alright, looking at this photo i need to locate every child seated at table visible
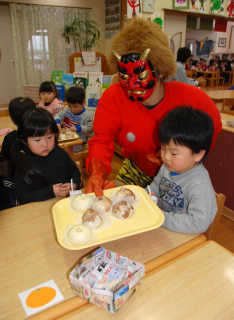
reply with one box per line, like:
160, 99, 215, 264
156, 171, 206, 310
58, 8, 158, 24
38, 81, 63, 117
55, 86, 93, 152
2, 97, 36, 177
147, 107, 217, 234
11, 108, 81, 204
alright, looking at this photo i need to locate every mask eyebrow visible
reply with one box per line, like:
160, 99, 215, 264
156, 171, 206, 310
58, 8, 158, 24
134, 65, 146, 74
118, 65, 127, 74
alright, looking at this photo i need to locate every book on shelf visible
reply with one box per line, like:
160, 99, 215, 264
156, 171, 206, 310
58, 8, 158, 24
88, 72, 103, 88
73, 71, 88, 89
56, 85, 66, 102
86, 86, 101, 108
62, 74, 74, 85
52, 71, 64, 85
102, 75, 112, 89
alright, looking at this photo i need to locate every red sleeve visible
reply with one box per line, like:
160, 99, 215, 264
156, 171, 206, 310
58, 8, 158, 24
86, 84, 122, 173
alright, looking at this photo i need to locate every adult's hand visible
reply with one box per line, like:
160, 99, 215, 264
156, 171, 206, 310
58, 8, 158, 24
146, 149, 163, 166
85, 158, 115, 196
197, 77, 206, 87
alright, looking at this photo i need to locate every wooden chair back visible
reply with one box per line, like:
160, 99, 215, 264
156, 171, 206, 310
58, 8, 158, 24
186, 70, 194, 78
73, 143, 89, 168
0, 108, 9, 117
204, 193, 225, 240
75, 161, 83, 188
206, 70, 219, 87
221, 98, 234, 114
217, 69, 225, 86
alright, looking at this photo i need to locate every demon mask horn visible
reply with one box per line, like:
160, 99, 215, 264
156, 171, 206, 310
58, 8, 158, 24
113, 50, 121, 63
140, 48, 150, 61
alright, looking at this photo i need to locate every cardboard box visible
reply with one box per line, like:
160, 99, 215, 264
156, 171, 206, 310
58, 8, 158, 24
69, 247, 145, 313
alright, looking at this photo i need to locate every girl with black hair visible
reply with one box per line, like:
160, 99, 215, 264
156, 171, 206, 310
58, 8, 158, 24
12, 108, 81, 204
38, 81, 63, 117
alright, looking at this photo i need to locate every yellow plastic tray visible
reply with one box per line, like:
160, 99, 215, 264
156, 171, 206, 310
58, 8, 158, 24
58, 133, 79, 142
52, 185, 165, 250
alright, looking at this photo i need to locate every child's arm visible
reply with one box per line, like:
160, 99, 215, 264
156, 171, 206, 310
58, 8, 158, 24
54, 107, 67, 127
162, 183, 217, 234
146, 165, 164, 198
14, 171, 56, 204
74, 113, 93, 134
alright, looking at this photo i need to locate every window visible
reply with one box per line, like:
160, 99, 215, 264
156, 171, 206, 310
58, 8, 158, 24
28, 30, 49, 70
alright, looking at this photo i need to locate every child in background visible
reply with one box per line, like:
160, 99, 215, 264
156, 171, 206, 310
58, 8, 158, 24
55, 87, 93, 152
2, 97, 35, 176
11, 108, 81, 204
201, 59, 208, 71
208, 59, 217, 71
39, 81, 63, 117
147, 107, 217, 234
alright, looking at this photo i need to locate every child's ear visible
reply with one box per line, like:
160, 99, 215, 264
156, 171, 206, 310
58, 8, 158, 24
195, 150, 206, 162
83, 100, 86, 106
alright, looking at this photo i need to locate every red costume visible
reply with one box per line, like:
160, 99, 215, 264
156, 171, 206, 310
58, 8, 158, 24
85, 19, 221, 196
87, 81, 222, 178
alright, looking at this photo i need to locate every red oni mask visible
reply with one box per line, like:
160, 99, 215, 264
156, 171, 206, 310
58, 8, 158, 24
113, 49, 157, 102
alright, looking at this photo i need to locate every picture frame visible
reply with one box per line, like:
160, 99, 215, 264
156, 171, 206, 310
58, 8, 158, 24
172, 0, 189, 10
218, 38, 226, 47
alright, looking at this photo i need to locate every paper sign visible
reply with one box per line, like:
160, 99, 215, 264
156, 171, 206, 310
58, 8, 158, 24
82, 51, 96, 65
18, 280, 64, 316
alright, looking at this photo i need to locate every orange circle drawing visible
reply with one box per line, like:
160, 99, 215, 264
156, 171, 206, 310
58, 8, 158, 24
26, 286, 56, 308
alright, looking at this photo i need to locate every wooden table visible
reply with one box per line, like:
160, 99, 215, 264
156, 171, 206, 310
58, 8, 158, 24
66, 241, 234, 320
0, 198, 206, 320
204, 89, 234, 103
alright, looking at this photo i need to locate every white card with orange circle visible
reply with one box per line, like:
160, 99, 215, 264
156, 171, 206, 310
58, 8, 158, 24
18, 280, 64, 316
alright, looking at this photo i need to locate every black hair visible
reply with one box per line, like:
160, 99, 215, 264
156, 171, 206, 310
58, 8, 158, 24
8, 97, 35, 125
192, 60, 198, 67
209, 59, 215, 66
176, 47, 192, 63
39, 81, 60, 99
65, 86, 85, 105
11, 108, 59, 188
159, 107, 214, 160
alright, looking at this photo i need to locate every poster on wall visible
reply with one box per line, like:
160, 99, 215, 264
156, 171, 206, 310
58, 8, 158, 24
127, 0, 142, 19
209, 0, 225, 15
105, 0, 121, 38
196, 39, 214, 56
172, 0, 189, 10
190, 0, 206, 12
227, 0, 234, 17
151, 13, 164, 30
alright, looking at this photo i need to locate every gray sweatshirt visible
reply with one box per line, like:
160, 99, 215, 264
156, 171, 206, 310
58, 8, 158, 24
55, 106, 93, 144
148, 163, 217, 234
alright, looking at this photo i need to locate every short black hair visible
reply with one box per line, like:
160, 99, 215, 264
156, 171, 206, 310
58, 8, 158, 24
159, 107, 214, 160
39, 81, 60, 99
176, 47, 191, 63
192, 60, 198, 67
8, 97, 35, 125
18, 108, 59, 142
66, 86, 85, 105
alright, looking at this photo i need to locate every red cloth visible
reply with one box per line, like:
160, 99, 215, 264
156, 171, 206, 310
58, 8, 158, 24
214, 19, 227, 32
87, 82, 222, 177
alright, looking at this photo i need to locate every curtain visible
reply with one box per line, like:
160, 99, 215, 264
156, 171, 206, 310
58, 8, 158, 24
9, 4, 91, 95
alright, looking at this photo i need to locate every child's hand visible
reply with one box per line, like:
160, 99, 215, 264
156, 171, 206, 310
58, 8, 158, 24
61, 182, 77, 194
57, 123, 62, 130
69, 125, 77, 132
53, 183, 69, 197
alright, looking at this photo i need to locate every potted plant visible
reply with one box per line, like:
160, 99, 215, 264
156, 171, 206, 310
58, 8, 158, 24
62, 17, 100, 52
